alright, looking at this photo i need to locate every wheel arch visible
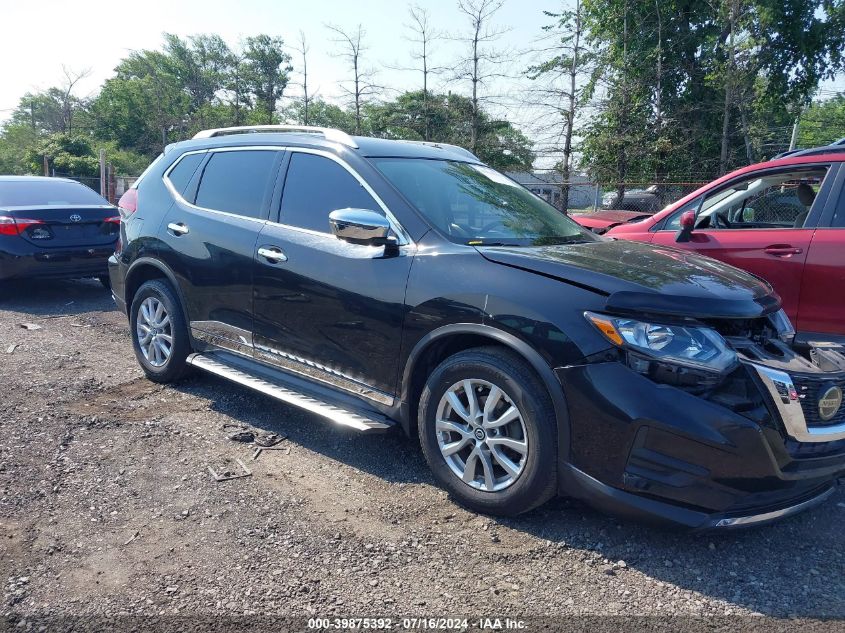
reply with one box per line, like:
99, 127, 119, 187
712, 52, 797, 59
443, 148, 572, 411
400, 323, 571, 463
124, 258, 191, 330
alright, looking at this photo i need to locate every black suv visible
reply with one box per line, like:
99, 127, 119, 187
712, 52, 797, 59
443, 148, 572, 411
110, 125, 845, 529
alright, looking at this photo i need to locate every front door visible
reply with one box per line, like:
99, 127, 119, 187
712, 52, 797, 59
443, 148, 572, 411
252, 150, 414, 401
652, 166, 833, 324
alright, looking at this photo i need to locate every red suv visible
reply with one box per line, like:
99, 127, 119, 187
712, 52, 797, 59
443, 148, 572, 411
605, 146, 845, 345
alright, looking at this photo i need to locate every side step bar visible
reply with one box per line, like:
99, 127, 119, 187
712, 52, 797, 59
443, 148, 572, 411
186, 353, 394, 433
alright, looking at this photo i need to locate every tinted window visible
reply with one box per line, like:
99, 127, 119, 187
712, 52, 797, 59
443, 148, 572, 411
195, 150, 278, 218
167, 152, 204, 194
833, 184, 845, 228
0, 180, 109, 207
280, 153, 380, 232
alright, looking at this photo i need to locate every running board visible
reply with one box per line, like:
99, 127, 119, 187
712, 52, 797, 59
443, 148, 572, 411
186, 353, 394, 433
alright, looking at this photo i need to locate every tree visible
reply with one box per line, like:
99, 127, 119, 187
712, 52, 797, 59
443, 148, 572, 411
368, 90, 534, 170
26, 134, 99, 177
797, 95, 845, 148
92, 50, 189, 153
241, 35, 293, 124
290, 31, 314, 126
9, 68, 91, 136
453, 0, 510, 154
326, 24, 380, 134
526, 3, 595, 210
0, 122, 39, 175
395, 5, 444, 141
161, 33, 235, 128
283, 98, 357, 132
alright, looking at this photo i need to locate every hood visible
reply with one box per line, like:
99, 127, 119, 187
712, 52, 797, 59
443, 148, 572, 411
477, 240, 781, 320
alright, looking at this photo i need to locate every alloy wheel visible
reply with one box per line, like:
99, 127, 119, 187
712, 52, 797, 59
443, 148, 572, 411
435, 379, 529, 492
136, 297, 173, 367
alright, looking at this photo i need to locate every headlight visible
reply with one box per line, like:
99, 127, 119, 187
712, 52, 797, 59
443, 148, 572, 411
585, 312, 738, 374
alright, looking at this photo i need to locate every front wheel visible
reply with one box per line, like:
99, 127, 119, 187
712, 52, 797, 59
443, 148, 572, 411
129, 279, 190, 383
418, 347, 558, 516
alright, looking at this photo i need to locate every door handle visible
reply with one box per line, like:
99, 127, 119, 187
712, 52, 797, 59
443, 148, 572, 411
257, 246, 288, 263
764, 245, 803, 257
167, 222, 189, 236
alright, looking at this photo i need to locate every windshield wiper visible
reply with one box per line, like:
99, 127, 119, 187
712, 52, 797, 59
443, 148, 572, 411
467, 240, 523, 247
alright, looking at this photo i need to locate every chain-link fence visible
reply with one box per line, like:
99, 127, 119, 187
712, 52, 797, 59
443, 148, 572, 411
52, 172, 139, 204
509, 171, 708, 214
589, 182, 707, 214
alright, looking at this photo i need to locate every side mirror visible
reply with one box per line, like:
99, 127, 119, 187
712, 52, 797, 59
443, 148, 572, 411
676, 210, 696, 243
329, 208, 392, 246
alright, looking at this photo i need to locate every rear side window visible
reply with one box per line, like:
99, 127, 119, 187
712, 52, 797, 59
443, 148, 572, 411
280, 153, 380, 232
194, 150, 278, 218
0, 180, 108, 206
166, 153, 204, 194
833, 181, 845, 227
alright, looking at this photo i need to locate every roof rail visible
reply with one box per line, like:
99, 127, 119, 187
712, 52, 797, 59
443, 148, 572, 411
785, 144, 845, 159
192, 125, 358, 148
773, 138, 845, 160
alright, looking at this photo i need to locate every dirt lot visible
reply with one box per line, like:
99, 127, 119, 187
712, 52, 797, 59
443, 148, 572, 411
1, 278, 844, 629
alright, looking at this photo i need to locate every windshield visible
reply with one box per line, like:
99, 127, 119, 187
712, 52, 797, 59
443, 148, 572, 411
0, 180, 110, 207
373, 158, 600, 246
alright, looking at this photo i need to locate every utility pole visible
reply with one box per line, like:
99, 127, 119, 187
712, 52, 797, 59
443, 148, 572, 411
789, 117, 800, 151
99, 149, 107, 197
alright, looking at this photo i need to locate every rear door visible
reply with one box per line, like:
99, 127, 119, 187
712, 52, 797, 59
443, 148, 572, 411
157, 147, 283, 348
651, 166, 834, 324
796, 163, 845, 339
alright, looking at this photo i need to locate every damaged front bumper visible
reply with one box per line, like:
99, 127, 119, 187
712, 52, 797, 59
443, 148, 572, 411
555, 340, 845, 529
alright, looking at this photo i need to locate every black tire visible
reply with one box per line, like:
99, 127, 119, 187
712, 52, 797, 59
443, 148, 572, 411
98, 275, 111, 290
418, 346, 558, 516
129, 279, 191, 383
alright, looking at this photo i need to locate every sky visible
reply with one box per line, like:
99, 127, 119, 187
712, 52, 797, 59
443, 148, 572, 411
0, 0, 551, 125
1, 0, 842, 166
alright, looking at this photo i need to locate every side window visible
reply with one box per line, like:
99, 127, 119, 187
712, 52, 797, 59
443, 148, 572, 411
194, 150, 278, 218
833, 180, 845, 227
664, 168, 828, 230
280, 153, 381, 233
166, 152, 204, 194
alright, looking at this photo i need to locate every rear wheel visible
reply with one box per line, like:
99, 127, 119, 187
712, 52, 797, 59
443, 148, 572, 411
129, 279, 190, 383
418, 347, 558, 516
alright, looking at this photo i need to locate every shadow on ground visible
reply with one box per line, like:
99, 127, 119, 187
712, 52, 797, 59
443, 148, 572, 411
174, 373, 845, 619
0, 278, 114, 317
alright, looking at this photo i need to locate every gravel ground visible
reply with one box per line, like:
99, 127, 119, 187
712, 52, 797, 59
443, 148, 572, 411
0, 278, 844, 631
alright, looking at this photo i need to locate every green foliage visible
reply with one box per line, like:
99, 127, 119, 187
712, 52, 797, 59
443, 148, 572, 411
0, 123, 39, 175
797, 95, 845, 148
580, 0, 845, 183
366, 91, 534, 171
26, 134, 99, 177
241, 35, 293, 124
283, 98, 358, 132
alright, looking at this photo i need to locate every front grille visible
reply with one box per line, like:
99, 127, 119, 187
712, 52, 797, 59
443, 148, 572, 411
792, 374, 845, 428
